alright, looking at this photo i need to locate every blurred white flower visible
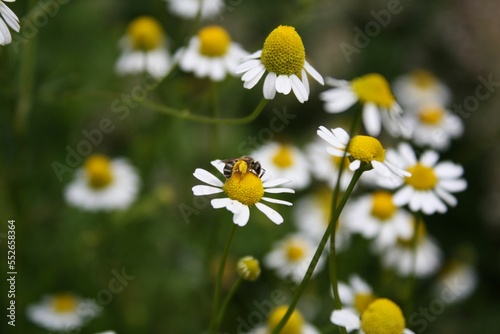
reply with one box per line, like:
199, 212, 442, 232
248, 305, 320, 334
165, 0, 224, 20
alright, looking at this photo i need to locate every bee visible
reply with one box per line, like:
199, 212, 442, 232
222, 156, 265, 179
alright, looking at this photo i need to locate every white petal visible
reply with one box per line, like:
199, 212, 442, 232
325, 77, 350, 87
243, 66, 266, 89
233, 205, 250, 226
290, 74, 308, 103
330, 309, 360, 331
350, 275, 372, 294
338, 282, 354, 305
235, 59, 262, 74
211, 197, 231, 209
420, 150, 440, 167
322, 90, 358, 113
398, 143, 417, 165
435, 186, 458, 206
240, 50, 262, 61
263, 72, 277, 99
332, 127, 351, 144
193, 168, 224, 187
241, 63, 266, 82
372, 160, 392, 177
192, 185, 224, 196
434, 162, 464, 179
276, 75, 292, 94
404, 329, 416, 334
262, 177, 291, 188
304, 60, 324, 85
255, 202, 284, 225
392, 186, 414, 206
301, 69, 310, 95
439, 179, 467, 192
211, 160, 226, 175
349, 159, 361, 171
363, 102, 381, 136
264, 187, 295, 194
261, 197, 293, 206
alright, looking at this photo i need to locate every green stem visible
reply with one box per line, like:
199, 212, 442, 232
211, 81, 221, 157
271, 168, 365, 334
209, 224, 238, 333
213, 277, 243, 332
141, 98, 268, 125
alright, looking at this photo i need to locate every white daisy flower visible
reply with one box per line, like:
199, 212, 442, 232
251, 142, 311, 190
248, 305, 320, 334
27, 293, 101, 332
176, 25, 248, 82
342, 191, 413, 251
264, 233, 326, 284
434, 260, 478, 304
165, 0, 224, 20
293, 187, 351, 251
306, 139, 353, 191
317, 126, 410, 186
337, 275, 377, 317
192, 157, 294, 226
405, 104, 463, 151
115, 16, 172, 80
392, 69, 452, 109
65, 154, 140, 211
0, 0, 20, 46
319, 73, 410, 137
235, 25, 324, 103
381, 220, 442, 277
386, 142, 467, 214
331, 298, 414, 334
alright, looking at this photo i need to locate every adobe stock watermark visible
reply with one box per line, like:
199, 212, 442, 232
340, 0, 411, 64
452, 73, 500, 119
408, 275, 473, 333
12, 0, 71, 54
219, 0, 244, 21
51, 75, 160, 182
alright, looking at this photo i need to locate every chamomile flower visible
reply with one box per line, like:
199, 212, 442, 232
192, 158, 294, 226
306, 139, 353, 191
331, 298, 414, 334
317, 126, 410, 185
115, 16, 171, 80
251, 142, 311, 190
27, 293, 101, 332
264, 233, 326, 283
237, 256, 261, 282
165, 0, 223, 20
381, 220, 442, 277
65, 154, 140, 211
342, 191, 413, 251
386, 142, 467, 214
0, 0, 20, 46
393, 69, 452, 109
337, 275, 377, 318
320, 74, 410, 137
235, 25, 324, 103
248, 305, 320, 334
294, 187, 351, 251
434, 260, 478, 303
176, 25, 248, 81
405, 104, 463, 151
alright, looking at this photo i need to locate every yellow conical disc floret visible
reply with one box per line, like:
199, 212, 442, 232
260, 25, 306, 76
237, 256, 261, 281
360, 298, 406, 334
85, 155, 114, 189
267, 305, 304, 334
354, 293, 377, 315
198, 25, 231, 57
352, 73, 395, 108
419, 106, 444, 125
272, 145, 294, 168
223, 160, 264, 206
52, 294, 78, 313
371, 191, 396, 220
348, 136, 385, 163
128, 16, 164, 51
405, 163, 437, 190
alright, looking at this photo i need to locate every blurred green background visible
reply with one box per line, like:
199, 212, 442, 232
1, 0, 500, 333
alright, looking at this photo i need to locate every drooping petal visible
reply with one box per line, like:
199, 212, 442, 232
211, 197, 232, 209
275, 75, 292, 94
233, 204, 250, 226
263, 72, 277, 99
363, 102, 382, 136
261, 197, 293, 206
243, 65, 266, 89
235, 59, 262, 74
349, 159, 361, 171
304, 60, 324, 85
255, 202, 284, 225
322, 89, 358, 113
290, 74, 308, 103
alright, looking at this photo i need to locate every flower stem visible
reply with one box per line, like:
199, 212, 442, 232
213, 277, 243, 332
270, 168, 364, 334
141, 98, 268, 125
209, 224, 238, 333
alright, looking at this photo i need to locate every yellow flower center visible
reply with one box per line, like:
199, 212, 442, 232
267, 305, 304, 334
260, 25, 306, 76
410, 69, 437, 88
397, 219, 426, 247
237, 256, 261, 281
419, 106, 444, 125
360, 298, 406, 334
352, 73, 395, 108
52, 294, 78, 313
127, 16, 164, 51
355, 293, 377, 315
272, 145, 294, 168
198, 25, 231, 57
223, 161, 264, 206
405, 163, 437, 190
85, 155, 114, 189
348, 136, 385, 163
371, 191, 396, 220
285, 240, 306, 262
